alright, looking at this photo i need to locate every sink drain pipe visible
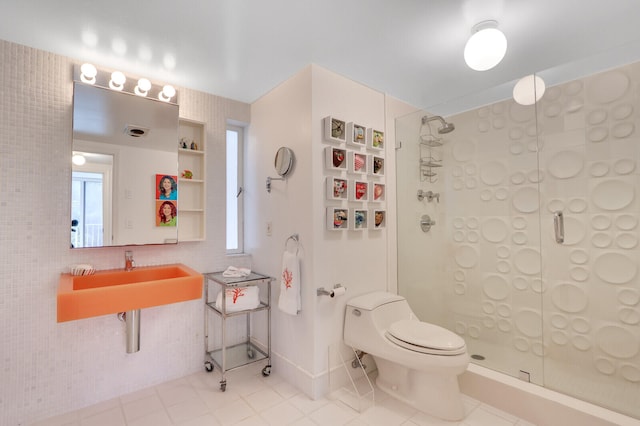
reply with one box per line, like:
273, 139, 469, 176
118, 309, 141, 353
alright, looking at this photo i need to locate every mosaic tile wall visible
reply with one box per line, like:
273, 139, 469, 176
0, 40, 250, 425
398, 62, 640, 419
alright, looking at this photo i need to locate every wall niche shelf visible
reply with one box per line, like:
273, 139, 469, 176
178, 118, 206, 241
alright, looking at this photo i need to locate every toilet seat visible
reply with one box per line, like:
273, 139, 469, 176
385, 320, 466, 355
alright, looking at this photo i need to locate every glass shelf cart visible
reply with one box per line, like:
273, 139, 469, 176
203, 271, 273, 391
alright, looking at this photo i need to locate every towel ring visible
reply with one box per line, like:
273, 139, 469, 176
285, 233, 299, 253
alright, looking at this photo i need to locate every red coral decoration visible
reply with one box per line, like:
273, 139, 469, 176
282, 268, 293, 289
229, 288, 246, 304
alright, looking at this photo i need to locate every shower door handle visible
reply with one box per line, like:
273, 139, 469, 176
554, 211, 564, 244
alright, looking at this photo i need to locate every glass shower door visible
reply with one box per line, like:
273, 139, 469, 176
396, 97, 545, 384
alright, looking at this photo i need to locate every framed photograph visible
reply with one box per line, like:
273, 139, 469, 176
348, 151, 368, 174
371, 209, 386, 229
352, 209, 368, 230
371, 183, 385, 202
346, 122, 368, 147
327, 207, 349, 230
156, 174, 178, 200
350, 180, 369, 202
326, 177, 348, 201
367, 129, 384, 151
323, 116, 346, 143
325, 146, 347, 171
370, 155, 385, 176
156, 200, 177, 227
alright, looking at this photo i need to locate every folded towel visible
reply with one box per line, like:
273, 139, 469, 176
222, 266, 251, 278
278, 250, 301, 315
215, 286, 260, 312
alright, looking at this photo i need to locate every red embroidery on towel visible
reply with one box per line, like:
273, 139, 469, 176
228, 288, 246, 304
282, 268, 293, 289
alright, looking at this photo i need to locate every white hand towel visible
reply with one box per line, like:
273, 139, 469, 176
278, 250, 301, 315
215, 286, 260, 312
222, 266, 251, 278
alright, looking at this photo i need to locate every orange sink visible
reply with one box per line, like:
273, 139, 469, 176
57, 263, 203, 322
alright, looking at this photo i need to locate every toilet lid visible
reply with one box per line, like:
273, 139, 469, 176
386, 320, 466, 354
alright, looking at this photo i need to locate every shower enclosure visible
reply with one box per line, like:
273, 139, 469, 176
396, 62, 640, 419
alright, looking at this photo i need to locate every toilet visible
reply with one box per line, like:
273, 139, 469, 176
344, 291, 469, 421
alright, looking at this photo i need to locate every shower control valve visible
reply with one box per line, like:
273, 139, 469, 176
420, 214, 436, 232
417, 190, 440, 203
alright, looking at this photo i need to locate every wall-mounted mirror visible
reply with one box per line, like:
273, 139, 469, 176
274, 147, 295, 177
72, 82, 179, 248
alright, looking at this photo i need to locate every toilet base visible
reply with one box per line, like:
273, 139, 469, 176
374, 357, 466, 421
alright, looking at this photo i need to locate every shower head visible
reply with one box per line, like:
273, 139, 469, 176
422, 115, 455, 134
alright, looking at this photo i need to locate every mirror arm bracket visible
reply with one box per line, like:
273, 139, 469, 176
266, 176, 285, 193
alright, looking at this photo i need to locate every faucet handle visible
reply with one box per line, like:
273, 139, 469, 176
125, 251, 135, 270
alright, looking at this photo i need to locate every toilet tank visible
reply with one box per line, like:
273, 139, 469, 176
344, 292, 415, 349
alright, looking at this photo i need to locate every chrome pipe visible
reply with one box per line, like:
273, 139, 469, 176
125, 309, 141, 353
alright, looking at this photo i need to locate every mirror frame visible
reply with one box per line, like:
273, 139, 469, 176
274, 147, 295, 177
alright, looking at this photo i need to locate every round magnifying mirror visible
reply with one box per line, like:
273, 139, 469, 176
274, 147, 295, 177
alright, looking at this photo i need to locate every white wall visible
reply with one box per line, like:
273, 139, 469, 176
0, 39, 419, 424
246, 65, 415, 398
246, 65, 317, 393
0, 40, 251, 425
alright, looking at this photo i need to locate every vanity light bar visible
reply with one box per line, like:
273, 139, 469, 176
74, 63, 178, 103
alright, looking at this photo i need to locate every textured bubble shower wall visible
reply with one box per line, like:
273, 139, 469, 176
396, 61, 640, 419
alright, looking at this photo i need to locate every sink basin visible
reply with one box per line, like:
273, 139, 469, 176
57, 263, 203, 322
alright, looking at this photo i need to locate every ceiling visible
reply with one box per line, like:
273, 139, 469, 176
2, 0, 640, 114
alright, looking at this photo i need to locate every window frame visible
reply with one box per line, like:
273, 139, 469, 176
226, 124, 244, 254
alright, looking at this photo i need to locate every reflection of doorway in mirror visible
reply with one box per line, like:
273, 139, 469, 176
71, 154, 113, 248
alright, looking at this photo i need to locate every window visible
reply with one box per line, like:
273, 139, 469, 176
226, 125, 244, 253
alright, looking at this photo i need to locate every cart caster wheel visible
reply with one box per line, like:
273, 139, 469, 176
262, 365, 271, 377
247, 349, 255, 359
204, 361, 213, 372
220, 381, 226, 392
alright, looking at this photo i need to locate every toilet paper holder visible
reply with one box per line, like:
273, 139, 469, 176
317, 284, 346, 298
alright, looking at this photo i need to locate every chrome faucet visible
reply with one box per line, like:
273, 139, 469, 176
125, 251, 135, 271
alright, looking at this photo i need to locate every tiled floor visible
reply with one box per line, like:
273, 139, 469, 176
32, 365, 535, 426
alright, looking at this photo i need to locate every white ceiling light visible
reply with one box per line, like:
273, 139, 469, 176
464, 20, 507, 71
109, 71, 126, 91
72, 153, 86, 166
158, 84, 176, 102
134, 78, 151, 97
513, 74, 546, 105
80, 63, 97, 85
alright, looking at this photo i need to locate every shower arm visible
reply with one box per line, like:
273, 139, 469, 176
422, 116, 446, 126
422, 115, 455, 134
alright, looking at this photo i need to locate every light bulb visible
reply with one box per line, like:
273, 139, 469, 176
109, 71, 126, 91
80, 63, 97, 85
158, 84, 176, 102
134, 78, 151, 96
513, 74, 546, 105
464, 21, 507, 71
